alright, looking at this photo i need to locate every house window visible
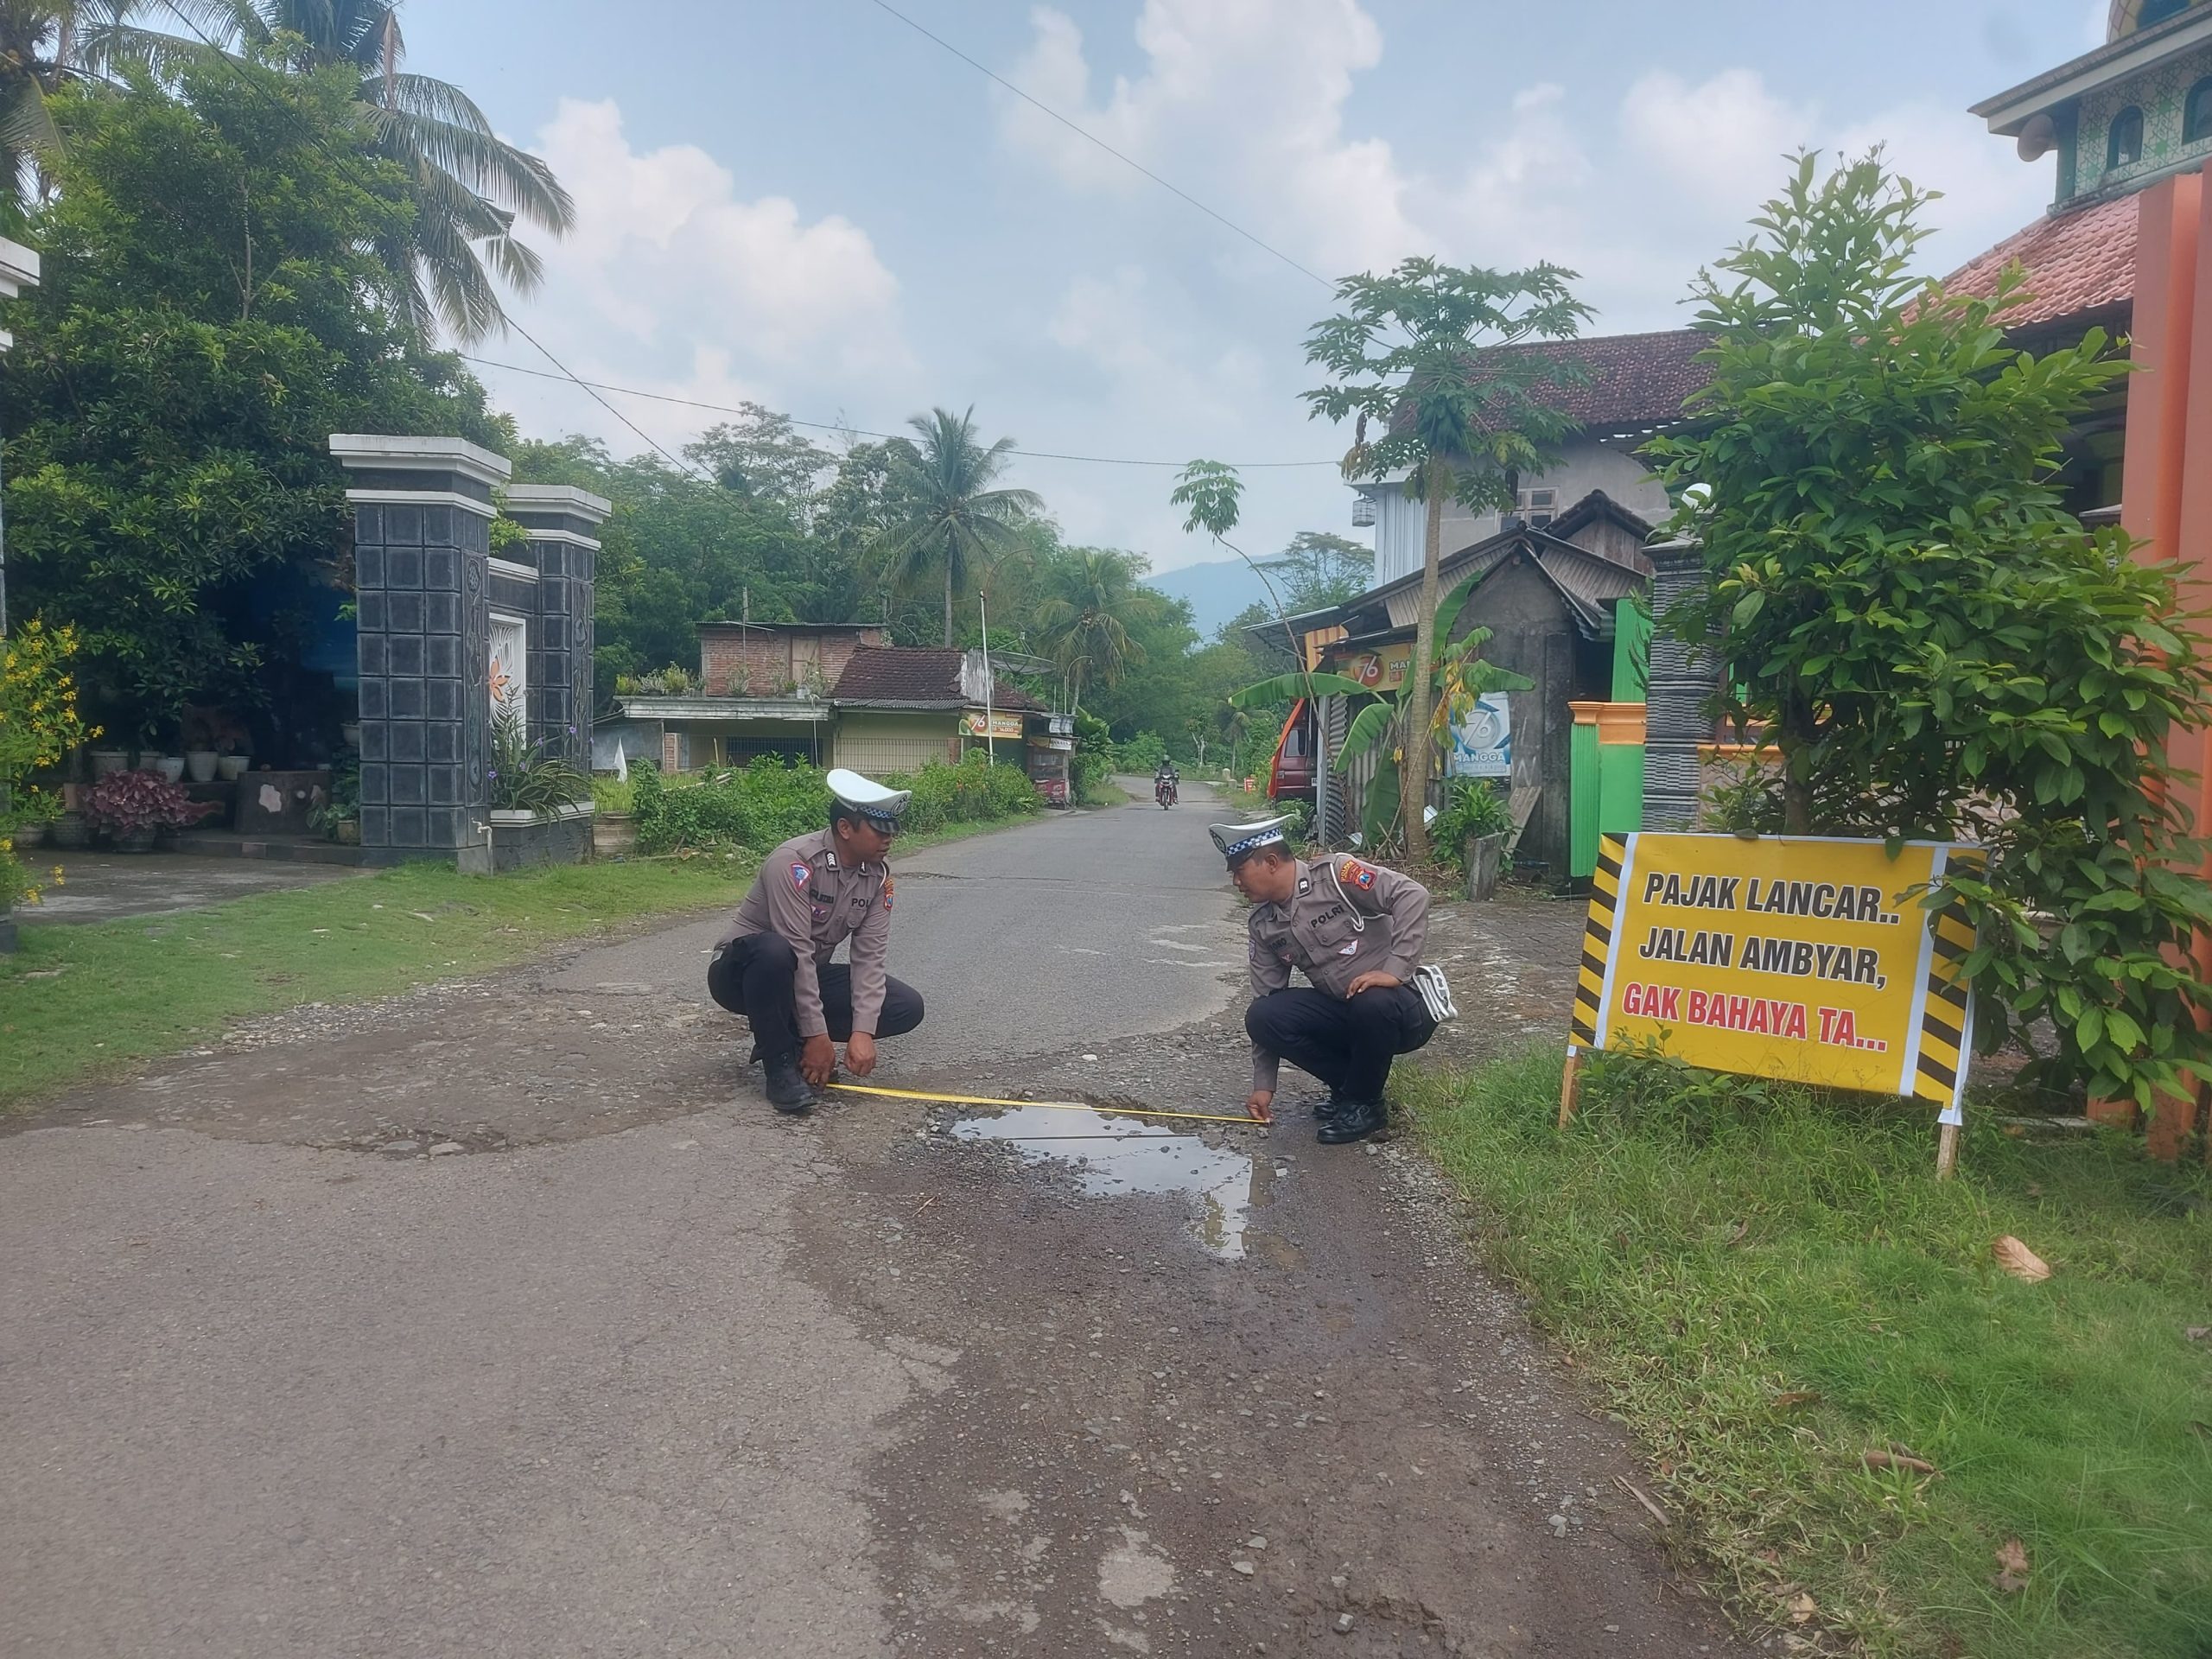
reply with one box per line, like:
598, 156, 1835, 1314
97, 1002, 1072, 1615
2188, 79, 2212, 145
1520, 487, 1559, 528
2109, 105, 2145, 170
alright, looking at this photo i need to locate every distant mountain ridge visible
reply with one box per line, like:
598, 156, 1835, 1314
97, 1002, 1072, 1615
1144, 557, 1276, 639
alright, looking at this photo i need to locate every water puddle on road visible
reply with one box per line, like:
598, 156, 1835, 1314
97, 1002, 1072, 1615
949, 1104, 1254, 1260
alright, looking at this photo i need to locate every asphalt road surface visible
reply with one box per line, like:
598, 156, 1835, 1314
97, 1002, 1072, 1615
3, 785, 1755, 1657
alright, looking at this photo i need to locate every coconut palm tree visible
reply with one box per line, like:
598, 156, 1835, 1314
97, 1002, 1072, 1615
1032, 547, 1147, 720
99, 0, 572, 342
0, 0, 125, 211
872, 406, 1041, 648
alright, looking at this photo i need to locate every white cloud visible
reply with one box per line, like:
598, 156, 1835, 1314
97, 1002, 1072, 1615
531, 99, 907, 375
468, 99, 921, 467
1620, 68, 1814, 217
999, 0, 1422, 275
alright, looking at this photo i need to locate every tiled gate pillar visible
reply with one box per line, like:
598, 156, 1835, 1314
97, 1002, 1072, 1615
1640, 537, 1719, 833
331, 434, 511, 870
503, 484, 610, 769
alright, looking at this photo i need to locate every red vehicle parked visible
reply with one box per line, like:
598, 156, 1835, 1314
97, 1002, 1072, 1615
1267, 699, 1318, 804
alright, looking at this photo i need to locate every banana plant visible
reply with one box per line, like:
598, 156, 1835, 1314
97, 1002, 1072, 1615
1230, 569, 1530, 848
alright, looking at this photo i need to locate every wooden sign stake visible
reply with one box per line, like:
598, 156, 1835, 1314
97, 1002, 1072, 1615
1559, 1047, 1584, 1128
1935, 1121, 1960, 1181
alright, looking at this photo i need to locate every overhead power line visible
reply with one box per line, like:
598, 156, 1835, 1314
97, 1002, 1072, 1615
157, 0, 1341, 479
461, 356, 1340, 469
858, 0, 1337, 293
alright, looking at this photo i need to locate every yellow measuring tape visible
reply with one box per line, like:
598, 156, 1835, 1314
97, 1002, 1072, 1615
825, 1080, 1268, 1127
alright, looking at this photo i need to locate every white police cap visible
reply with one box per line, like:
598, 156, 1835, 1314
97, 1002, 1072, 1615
1209, 815, 1294, 865
827, 766, 912, 830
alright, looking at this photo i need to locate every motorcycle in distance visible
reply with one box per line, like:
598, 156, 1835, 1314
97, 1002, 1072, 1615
1154, 770, 1179, 810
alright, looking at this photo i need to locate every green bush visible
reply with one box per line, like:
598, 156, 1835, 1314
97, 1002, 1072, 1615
634, 756, 830, 854
889, 753, 1039, 835
1112, 731, 1169, 774
1071, 710, 1115, 803
591, 773, 636, 816
632, 753, 1037, 853
1429, 779, 1511, 871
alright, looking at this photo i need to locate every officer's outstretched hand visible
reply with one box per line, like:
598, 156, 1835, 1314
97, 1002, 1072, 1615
1245, 1089, 1274, 1123
800, 1033, 839, 1087
845, 1032, 878, 1078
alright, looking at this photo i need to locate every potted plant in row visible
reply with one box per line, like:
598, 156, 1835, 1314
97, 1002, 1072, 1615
85, 769, 216, 852
309, 756, 361, 845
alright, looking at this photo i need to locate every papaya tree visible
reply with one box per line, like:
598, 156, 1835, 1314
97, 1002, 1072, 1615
1302, 257, 1589, 859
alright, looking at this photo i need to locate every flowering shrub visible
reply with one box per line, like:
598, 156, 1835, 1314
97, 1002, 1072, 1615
1, 618, 100, 783
84, 769, 213, 838
0, 833, 64, 906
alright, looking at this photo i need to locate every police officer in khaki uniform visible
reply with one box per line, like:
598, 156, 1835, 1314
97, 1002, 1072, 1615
1212, 815, 1438, 1144
710, 768, 925, 1114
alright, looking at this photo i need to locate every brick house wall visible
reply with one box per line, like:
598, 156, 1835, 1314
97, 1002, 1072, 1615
698, 625, 885, 696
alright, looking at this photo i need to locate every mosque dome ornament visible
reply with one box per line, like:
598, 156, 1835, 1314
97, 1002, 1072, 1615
2110, 0, 2202, 42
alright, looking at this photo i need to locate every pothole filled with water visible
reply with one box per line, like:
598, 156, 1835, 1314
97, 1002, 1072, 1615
949, 1103, 1256, 1260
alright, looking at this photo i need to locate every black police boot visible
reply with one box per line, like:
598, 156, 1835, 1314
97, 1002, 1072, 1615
763, 1054, 815, 1116
1317, 1098, 1386, 1144
1311, 1087, 1351, 1126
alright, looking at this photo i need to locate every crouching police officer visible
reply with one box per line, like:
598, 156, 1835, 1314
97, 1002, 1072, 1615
709, 768, 925, 1114
1212, 815, 1440, 1145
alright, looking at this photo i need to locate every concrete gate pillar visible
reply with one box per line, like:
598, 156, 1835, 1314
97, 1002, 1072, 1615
503, 484, 611, 770
330, 434, 511, 871
1639, 537, 1719, 834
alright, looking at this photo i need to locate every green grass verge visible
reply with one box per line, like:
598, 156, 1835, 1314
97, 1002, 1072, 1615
0, 859, 748, 1108
1402, 1048, 2212, 1659
0, 811, 1035, 1109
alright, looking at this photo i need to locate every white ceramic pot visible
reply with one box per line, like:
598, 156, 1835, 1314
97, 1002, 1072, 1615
89, 749, 128, 777
340, 721, 362, 750
156, 755, 186, 784
218, 755, 250, 782
186, 750, 219, 784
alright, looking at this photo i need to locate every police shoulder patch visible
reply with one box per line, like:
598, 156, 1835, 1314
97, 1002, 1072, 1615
882, 876, 895, 911
1340, 857, 1376, 890
790, 861, 811, 890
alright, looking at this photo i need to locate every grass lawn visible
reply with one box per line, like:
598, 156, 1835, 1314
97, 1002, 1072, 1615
1402, 1048, 2212, 1659
0, 810, 1033, 1109
0, 858, 747, 1107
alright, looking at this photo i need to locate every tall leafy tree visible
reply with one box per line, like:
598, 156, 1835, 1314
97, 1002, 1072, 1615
873, 406, 1041, 647
1303, 258, 1590, 859
2, 57, 505, 743
684, 404, 830, 522
1649, 151, 2212, 1116
1031, 546, 1150, 721
113, 0, 574, 342
1265, 531, 1374, 611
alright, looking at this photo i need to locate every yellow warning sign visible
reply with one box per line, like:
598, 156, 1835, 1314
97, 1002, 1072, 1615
1569, 832, 1979, 1109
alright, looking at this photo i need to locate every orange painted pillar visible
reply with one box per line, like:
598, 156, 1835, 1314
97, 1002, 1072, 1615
2120, 168, 2212, 1155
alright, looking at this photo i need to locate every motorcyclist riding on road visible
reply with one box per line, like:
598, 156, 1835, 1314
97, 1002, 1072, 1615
1154, 760, 1179, 810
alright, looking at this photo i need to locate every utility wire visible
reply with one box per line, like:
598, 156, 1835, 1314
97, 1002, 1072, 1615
461, 356, 1338, 469
859, 0, 1337, 293
158, 0, 1338, 478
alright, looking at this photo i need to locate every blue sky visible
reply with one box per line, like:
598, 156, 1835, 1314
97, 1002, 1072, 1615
404, 1, 2110, 575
